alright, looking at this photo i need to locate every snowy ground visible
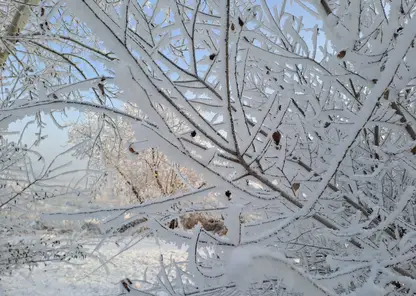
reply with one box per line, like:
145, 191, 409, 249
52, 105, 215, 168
0, 237, 187, 296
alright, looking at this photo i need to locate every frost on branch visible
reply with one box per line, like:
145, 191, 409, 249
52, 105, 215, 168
1, 0, 416, 295
59, 0, 416, 294
0, 134, 92, 275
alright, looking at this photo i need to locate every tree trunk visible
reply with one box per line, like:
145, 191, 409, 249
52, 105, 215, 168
0, 0, 41, 67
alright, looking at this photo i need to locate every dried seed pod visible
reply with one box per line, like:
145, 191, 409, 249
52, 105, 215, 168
122, 281, 130, 292
169, 219, 178, 229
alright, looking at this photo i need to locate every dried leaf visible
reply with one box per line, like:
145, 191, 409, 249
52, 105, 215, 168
98, 83, 105, 96
129, 146, 138, 155
225, 190, 231, 200
292, 183, 300, 193
238, 17, 244, 27
272, 131, 281, 146
383, 88, 390, 100
337, 50, 346, 59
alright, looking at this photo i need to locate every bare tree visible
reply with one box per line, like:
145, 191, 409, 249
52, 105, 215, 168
68, 109, 202, 205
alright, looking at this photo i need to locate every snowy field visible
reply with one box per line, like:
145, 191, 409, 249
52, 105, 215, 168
0, 238, 187, 296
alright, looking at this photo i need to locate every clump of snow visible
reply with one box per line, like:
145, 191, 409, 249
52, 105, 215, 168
225, 247, 254, 291
352, 282, 385, 296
